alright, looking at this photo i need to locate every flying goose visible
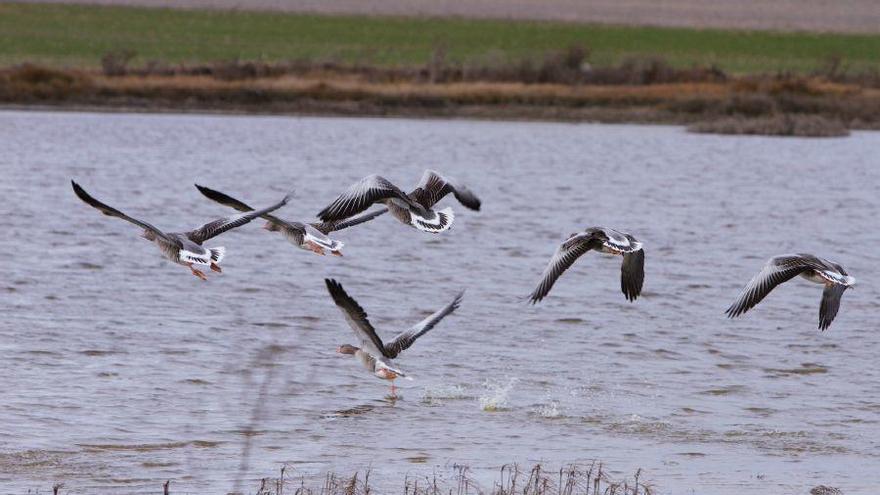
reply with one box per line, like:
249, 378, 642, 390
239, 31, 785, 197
71, 180, 291, 280
325, 278, 464, 396
529, 227, 644, 304
725, 254, 855, 330
317, 170, 481, 234
195, 184, 385, 256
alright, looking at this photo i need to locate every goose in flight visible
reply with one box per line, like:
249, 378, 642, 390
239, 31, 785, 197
71, 180, 291, 280
324, 278, 464, 396
725, 254, 855, 330
195, 184, 385, 256
529, 227, 644, 304
317, 170, 481, 234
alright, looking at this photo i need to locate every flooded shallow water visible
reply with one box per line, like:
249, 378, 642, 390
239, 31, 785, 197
1, 110, 879, 494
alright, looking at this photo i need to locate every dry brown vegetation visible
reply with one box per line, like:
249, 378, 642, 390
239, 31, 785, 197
250, 462, 652, 495
2, 49, 879, 136
688, 115, 849, 137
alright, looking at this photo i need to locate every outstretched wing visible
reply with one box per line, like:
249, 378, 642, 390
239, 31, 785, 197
384, 290, 464, 358
195, 184, 289, 227
324, 279, 388, 358
317, 175, 415, 222
409, 170, 481, 210
71, 180, 179, 245
528, 231, 605, 304
725, 255, 820, 318
311, 208, 389, 234
818, 283, 847, 331
187, 191, 292, 244
620, 238, 645, 302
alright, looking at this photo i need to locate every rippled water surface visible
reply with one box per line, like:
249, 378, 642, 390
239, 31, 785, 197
2, 111, 879, 494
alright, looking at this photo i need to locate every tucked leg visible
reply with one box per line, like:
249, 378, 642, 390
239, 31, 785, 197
188, 263, 208, 280
305, 242, 325, 256
210, 262, 222, 273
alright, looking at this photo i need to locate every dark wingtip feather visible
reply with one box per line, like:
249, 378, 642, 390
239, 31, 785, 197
194, 183, 218, 198
317, 205, 333, 222
451, 290, 466, 309
194, 183, 220, 201
71, 179, 85, 197
725, 305, 741, 318
71, 180, 105, 211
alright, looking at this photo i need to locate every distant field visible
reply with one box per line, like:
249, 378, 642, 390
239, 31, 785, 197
1, 2, 880, 73
15, 0, 880, 33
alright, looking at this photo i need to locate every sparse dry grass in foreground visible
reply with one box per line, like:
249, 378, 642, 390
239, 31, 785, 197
249, 462, 652, 495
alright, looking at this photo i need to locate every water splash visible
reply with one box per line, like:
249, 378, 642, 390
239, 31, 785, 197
535, 400, 562, 418
479, 377, 518, 412
421, 384, 468, 404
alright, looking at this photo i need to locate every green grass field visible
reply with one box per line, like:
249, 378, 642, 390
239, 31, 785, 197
1, 2, 879, 73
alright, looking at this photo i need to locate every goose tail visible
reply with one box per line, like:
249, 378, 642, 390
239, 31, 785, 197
410, 207, 454, 233
210, 247, 226, 264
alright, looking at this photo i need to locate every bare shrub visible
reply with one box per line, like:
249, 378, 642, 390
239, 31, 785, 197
101, 49, 136, 76
211, 60, 289, 81
721, 94, 777, 116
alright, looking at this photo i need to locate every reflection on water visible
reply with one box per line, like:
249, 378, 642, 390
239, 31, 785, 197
1, 111, 879, 494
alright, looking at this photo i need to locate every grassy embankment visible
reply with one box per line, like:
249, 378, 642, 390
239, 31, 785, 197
2, 3, 880, 135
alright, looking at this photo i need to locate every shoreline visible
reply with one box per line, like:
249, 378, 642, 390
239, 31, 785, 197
0, 100, 684, 126
1, 66, 876, 136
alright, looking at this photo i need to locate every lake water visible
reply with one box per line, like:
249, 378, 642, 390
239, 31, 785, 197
1, 110, 878, 494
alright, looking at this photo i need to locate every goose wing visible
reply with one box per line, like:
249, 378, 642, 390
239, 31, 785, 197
409, 170, 481, 210
384, 290, 464, 359
324, 279, 388, 358
311, 208, 389, 234
317, 175, 417, 222
725, 254, 822, 318
620, 241, 645, 302
819, 283, 847, 331
187, 191, 292, 244
195, 184, 290, 228
71, 180, 179, 246
528, 230, 606, 304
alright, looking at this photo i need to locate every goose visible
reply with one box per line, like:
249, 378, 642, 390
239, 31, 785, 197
725, 254, 855, 330
529, 227, 644, 304
71, 180, 291, 280
195, 184, 385, 256
317, 170, 481, 234
324, 278, 464, 396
